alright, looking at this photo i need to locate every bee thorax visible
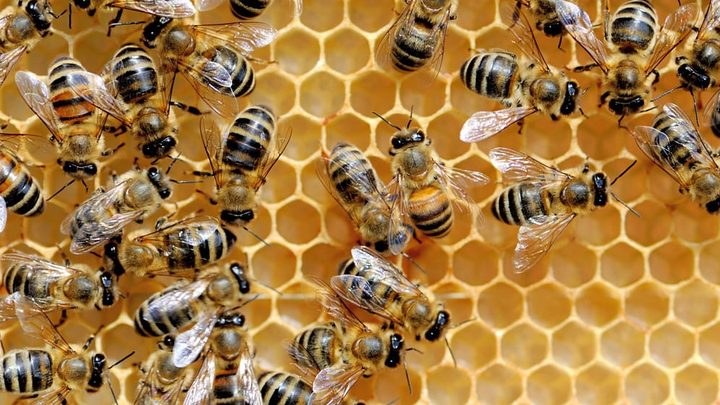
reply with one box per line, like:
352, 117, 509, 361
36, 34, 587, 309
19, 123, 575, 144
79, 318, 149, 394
164, 27, 195, 58
560, 180, 591, 207
63, 276, 97, 306
354, 335, 384, 363
530, 78, 561, 104
57, 356, 89, 389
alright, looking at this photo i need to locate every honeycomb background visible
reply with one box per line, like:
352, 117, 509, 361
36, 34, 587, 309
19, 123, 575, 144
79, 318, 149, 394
0, 0, 719, 403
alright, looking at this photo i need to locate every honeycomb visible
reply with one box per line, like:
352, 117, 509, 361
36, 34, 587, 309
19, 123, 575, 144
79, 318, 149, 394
0, 0, 719, 403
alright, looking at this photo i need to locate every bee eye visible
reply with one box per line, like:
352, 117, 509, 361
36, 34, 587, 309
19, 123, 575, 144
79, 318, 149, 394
159, 188, 171, 199
63, 162, 78, 173
85, 164, 98, 175
163, 335, 175, 347
412, 131, 425, 142
391, 138, 405, 149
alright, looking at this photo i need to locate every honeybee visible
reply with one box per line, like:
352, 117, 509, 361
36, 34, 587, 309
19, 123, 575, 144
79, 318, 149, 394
459, 7, 580, 142
676, 0, 720, 92
257, 371, 365, 405
512, 0, 566, 39
69, 0, 195, 29
134, 261, 250, 337
489, 147, 635, 273
198, 106, 289, 227
136, 17, 276, 117
0, 251, 118, 322
381, 115, 488, 238
317, 142, 411, 256
61, 165, 173, 254
225, 0, 302, 19
0, 144, 45, 231
377, 0, 457, 73
0, 0, 61, 86
633, 103, 720, 214
555, 0, 696, 119
179, 310, 261, 405
135, 335, 192, 405
289, 286, 405, 405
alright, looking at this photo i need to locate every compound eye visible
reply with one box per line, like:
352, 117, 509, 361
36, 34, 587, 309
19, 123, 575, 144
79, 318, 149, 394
159, 188, 171, 199
142, 144, 157, 157
234, 314, 245, 326
391, 137, 404, 149
147, 167, 160, 180
86, 164, 98, 176
63, 162, 78, 173
412, 130, 425, 142
163, 335, 175, 347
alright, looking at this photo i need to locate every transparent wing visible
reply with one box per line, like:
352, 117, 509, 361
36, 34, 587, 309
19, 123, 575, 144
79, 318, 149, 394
14, 295, 74, 354
15, 71, 62, 139
66, 70, 130, 125
0, 46, 27, 87
312, 364, 364, 405
108, 0, 196, 18
697, 0, 720, 42
460, 107, 537, 143
514, 213, 576, 273
0, 197, 6, 233
317, 283, 367, 332
288, 339, 321, 378
192, 22, 277, 55
142, 280, 210, 328
252, 128, 291, 192
199, 114, 225, 191
172, 309, 218, 368
0, 292, 24, 322
330, 275, 405, 326
501, 3, 550, 71
555, 0, 608, 72
237, 342, 262, 405
28, 386, 71, 405
376, 0, 417, 71
1, 252, 82, 293
179, 64, 240, 118
704, 88, 720, 133
434, 161, 489, 221
350, 246, 423, 297
489, 147, 571, 185
645, 3, 698, 74
182, 351, 215, 405
135, 217, 223, 254
195, 0, 223, 11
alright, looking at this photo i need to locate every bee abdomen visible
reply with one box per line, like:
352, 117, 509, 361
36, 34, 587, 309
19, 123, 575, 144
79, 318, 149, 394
111, 45, 159, 105
48, 57, 94, 124
258, 371, 312, 405
461, 52, 518, 100
391, 25, 435, 71
327, 143, 380, 205
408, 185, 453, 238
203, 46, 255, 97
229, 0, 271, 19
134, 292, 197, 336
291, 327, 338, 372
610, 0, 657, 53
492, 183, 547, 226
0, 350, 53, 393
652, 112, 701, 168
163, 224, 236, 270
223, 105, 275, 171
0, 153, 44, 217
4, 263, 51, 300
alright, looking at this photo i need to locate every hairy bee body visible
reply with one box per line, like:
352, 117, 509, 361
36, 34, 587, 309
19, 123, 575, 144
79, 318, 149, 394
136, 346, 190, 404
461, 51, 519, 103
524, 0, 563, 36
290, 322, 341, 372
608, 0, 657, 54
0, 148, 44, 217
229, 0, 271, 19
258, 371, 312, 405
203, 45, 255, 98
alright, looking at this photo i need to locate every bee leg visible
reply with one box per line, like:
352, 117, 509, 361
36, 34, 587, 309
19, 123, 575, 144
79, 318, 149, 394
107, 8, 124, 36
170, 100, 206, 116
53, 310, 68, 328
101, 142, 126, 157
617, 115, 629, 130
650, 70, 661, 86
599, 91, 610, 107
194, 189, 218, 205
573, 63, 599, 73
154, 217, 167, 231
557, 35, 563, 51
67, 1, 72, 30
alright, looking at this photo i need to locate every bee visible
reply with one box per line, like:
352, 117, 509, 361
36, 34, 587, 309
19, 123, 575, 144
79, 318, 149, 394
257, 371, 365, 405
226, 0, 302, 19
675, 0, 720, 92
289, 286, 405, 405
137, 17, 276, 117
377, 0, 457, 73
69, 0, 195, 30
0, 144, 45, 231
381, 115, 488, 238
555, 0, 696, 119
198, 106, 290, 227
134, 260, 249, 338
459, 7, 580, 142
135, 335, 192, 405
61, 165, 173, 254
0, 251, 118, 322
512, 0, 565, 39
317, 142, 411, 256
489, 147, 635, 273
0, 0, 61, 86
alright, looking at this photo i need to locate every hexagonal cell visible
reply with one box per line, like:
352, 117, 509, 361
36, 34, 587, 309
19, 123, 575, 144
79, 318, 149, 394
277, 282, 322, 329
261, 160, 296, 203
456, 0, 496, 30
552, 321, 596, 368
699, 240, 720, 285
604, 157, 647, 203
348, 0, 395, 31
441, 27, 472, 75
251, 243, 297, 289
399, 72, 446, 116
278, 114, 322, 161
450, 75, 497, 117
676, 364, 719, 405
649, 323, 695, 368
276, 199, 321, 244
601, 242, 644, 287
404, 332, 448, 370
524, 115, 573, 160
477, 282, 523, 328
674, 280, 718, 327
625, 200, 672, 246
326, 29, 371, 75
625, 363, 670, 405
300, 243, 347, 280
275, 28, 321, 75
451, 322, 496, 370
326, 113, 372, 150
601, 321, 645, 368
577, 116, 627, 160
425, 111, 472, 159
300, 0, 343, 31
453, 240, 498, 286
649, 241, 693, 284
374, 367, 422, 405
625, 282, 670, 329
645, 161, 686, 206
551, 241, 596, 288
252, 71, 296, 115
235, 205, 273, 247
299, 72, 345, 119
427, 366, 471, 405
576, 282, 621, 327
475, 363, 522, 404
672, 203, 719, 242
574, 204, 621, 246
527, 365, 571, 405
700, 322, 720, 367
527, 283, 571, 328
350, 70, 397, 117
501, 323, 548, 369
253, 322, 296, 370
576, 363, 621, 405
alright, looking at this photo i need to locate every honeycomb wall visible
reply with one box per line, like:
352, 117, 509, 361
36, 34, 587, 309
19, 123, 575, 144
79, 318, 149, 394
0, 0, 718, 403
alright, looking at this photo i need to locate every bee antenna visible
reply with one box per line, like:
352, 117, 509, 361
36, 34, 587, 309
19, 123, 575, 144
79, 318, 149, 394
170, 179, 204, 184
610, 160, 637, 186
401, 252, 427, 275
47, 179, 75, 201
403, 359, 412, 395
372, 112, 401, 131
405, 347, 424, 354
450, 316, 476, 330
407, 106, 414, 129
651, 85, 683, 103
445, 336, 457, 368
81, 179, 88, 193
108, 377, 119, 405
689, 87, 700, 126
249, 275, 283, 296
108, 351, 135, 370
242, 226, 270, 247
611, 192, 640, 217
166, 154, 181, 175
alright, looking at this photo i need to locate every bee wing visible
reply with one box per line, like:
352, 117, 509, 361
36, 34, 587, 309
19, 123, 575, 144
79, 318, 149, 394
350, 246, 424, 297
317, 283, 368, 331
192, 22, 277, 56
194, 0, 223, 11
252, 128, 291, 192
14, 71, 63, 140
423, 6, 456, 78
236, 342, 262, 405
514, 213, 576, 273
200, 114, 225, 191
375, 0, 416, 71
0, 46, 27, 87
645, 3, 699, 74
330, 275, 405, 326
182, 350, 215, 405
288, 339, 320, 377
27, 386, 72, 405
460, 107, 538, 143
697, 0, 720, 42
555, 0, 609, 73
489, 146, 571, 187
172, 309, 219, 368
135, 218, 224, 260
314, 152, 366, 226
1, 251, 83, 282
312, 364, 364, 405
66, 70, 130, 126
178, 62, 240, 118
434, 161, 489, 222
501, 4, 551, 72
107, 0, 196, 18
142, 280, 210, 327
14, 295, 74, 354
0, 197, 6, 233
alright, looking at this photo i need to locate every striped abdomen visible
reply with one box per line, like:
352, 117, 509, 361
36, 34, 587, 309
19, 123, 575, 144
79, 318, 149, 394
290, 324, 339, 372
339, 257, 400, 308
0, 151, 44, 216
162, 223, 237, 271
229, 0, 271, 19
492, 183, 548, 226
222, 105, 275, 172
0, 350, 53, 393
201, 46, 255, 97
213, 371, 247, 405
327, 142, 383, 206
408, 185, 452, 238
109, 44, 159, 105
651, 110, 702, 170
134, 287, 200, 336
48, 57, 95, 124
4, 263, 53, 301
391, 22, 438, 71
258, 371, 311, 405
461, 52, 518, 100
610, 0, 657, 54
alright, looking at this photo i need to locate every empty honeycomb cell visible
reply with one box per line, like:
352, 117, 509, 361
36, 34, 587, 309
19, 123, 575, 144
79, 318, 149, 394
301, 160, 332, 205
25, 202, 64, 246
648, 241, 693, 284
625, 200, 673, 246
250, 71, 296, 115
326, 29, 371, 75
501, 323, 548, 369
577, 115, 626, 160
601, 242, 644, 287
699, 240, 720, 285
427, 366, 471, 405
646, 163, 686, 206
71, 30, 122, 73
674, 280, 718, 327
299, 72, 345, 119
103, 324, 152, 367
324, 203, 359, 246
276, 199, 321, 243
456, 0, 495, 30
243, 297, 272, 327
276, 115, 320, 161
275, 28, 321, 75
477, 282, 523, 328
426, 111, 471, 159
675, 364, 719, 405
625, 363, 670, 405
527, 365, 572, 405
348, 0, 394, 32
576, 282, 621, 327
523, 115, 572, 160
672, 203, 720, 242
402, 243, 449, 287
476, 364, 523, 405
405, 335, 448, 370
649, 323, 695, 368
474, 27, 517, 55
261, 160, 297, 203
450, 75, 498, 118
626, 282, 670, 329
27, 34, 69, 73
456, 155, 497, 202
441, 28, 472, 75
439, 209, 473, 244
252, 322, 295, 370
374, 367, 422, 405
603, 157, 647, 203
575, 363, 621, 405
700, 322, 720, 367
453, 241, 499, 286
575, 205, 621, 246
527, 283, 572, 328
300, 243, 347, 280
350, 70, 397, 117
300, 0, 343, 31
435, 282, 474, 326
276, 282, 322, 329
399, 73, 446, 116
251, 243, 297, 289
552, 321, 596, 368
326, 113, 372, 150
551, 241, 596, 288
450, 322, 496, 370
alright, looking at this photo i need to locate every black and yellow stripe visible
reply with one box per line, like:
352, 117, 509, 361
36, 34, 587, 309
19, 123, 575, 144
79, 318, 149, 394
134, 285, 200, 337
290, 323, 338, 372
109, 44, 159, 106
258, 371, 312, 405
461, 52, 518, 100
0, 151, 44, 217
492, 183, 548, 226
610, 0, 657, 54
229, 0, 271, 19
0, 350, 53, 393
48, 56, 95, 124
407, 185, 453, 238
202, 46, 255, 98
4, 263, 51, 301
162, 222, 237, 270
327, 142, 381, 206
223, 105, 276, 172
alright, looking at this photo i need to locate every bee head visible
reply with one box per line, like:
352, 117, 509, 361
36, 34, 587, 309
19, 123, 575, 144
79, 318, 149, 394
146, 166, 172, 199
62, 161, 98, 179
216, 311, 245, 328
25, 0, 53, 33
142, 16, 173, 49
608, 96, 644, 115
229, 262, 251, 294
141, 136, 176, 159
591, 172, 608, 207
384, 333, 404, 368
73, 0, 91, 9
389, 129, 426, 156
560, 81, 579, 116
97, 271, 118, 309
104, 238, 125, 277
220, 208, 255, 226
543, 21, 563, 36
677, 63, 712, 90
424, 310, 450, 342
87, 353, 107, 392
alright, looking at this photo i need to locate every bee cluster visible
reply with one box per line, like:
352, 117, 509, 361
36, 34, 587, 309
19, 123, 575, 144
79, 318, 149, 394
0, 0, 718, 403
